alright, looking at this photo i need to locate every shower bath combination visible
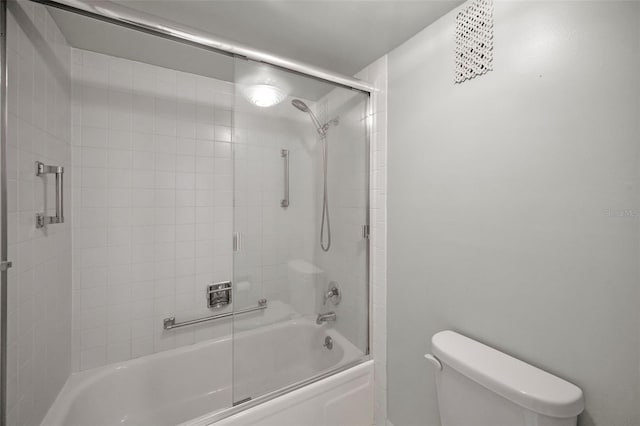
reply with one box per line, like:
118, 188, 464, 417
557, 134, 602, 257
291, 99, 339, 252
1, 1, 373, 425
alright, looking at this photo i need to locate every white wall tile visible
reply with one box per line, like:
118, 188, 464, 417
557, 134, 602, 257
71, 50, 238, 370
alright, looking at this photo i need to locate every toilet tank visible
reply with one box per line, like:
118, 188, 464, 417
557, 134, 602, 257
428, 331, 584, 426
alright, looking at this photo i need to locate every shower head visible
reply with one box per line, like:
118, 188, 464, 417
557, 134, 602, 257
291, 99, 325, 136
291, 99, 311, 113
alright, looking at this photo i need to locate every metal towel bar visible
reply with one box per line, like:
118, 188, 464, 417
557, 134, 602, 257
35, 161, 64, 228
163, 299, 268, 330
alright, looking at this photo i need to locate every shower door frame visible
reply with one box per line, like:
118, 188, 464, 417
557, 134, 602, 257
29, 0, 375, 93
0, 1, 374, 425
0, 1, 8, 425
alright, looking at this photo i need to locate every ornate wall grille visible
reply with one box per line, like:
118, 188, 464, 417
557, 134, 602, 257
455, 0, 494, 83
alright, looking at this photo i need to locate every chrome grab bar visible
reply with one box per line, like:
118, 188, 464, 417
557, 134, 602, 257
35, 161, 64, 228
233, 232, 242, 253
281, 149, 289, 208
163, 299, 268, 330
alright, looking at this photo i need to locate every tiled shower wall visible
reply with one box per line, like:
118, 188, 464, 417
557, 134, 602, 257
313, 89, 369, 351
69, 50, 317, 371
232, 96, 318, 317
70, 49, 236, 371
6, 1, 72, 424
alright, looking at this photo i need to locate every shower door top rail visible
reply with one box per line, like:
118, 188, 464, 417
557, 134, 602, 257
29, 0, 375, 93
163, 299, 268, 330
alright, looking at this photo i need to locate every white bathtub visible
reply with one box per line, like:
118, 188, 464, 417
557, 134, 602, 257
42, 317, 372, 426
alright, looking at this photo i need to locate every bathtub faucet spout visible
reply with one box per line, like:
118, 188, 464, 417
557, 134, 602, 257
316, 312, 337, 325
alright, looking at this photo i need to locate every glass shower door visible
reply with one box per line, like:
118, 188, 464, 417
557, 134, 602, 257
232, 58, 370, 404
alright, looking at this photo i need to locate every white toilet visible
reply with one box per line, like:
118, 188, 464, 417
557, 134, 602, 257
426, 331, 585, 426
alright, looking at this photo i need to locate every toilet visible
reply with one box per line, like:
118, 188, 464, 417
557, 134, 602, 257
425, 331, 585, 426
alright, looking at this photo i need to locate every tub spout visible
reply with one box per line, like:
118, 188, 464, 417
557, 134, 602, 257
316, 312, 336, 325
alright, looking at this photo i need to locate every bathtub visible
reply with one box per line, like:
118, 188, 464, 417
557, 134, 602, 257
41, 317, 372, 426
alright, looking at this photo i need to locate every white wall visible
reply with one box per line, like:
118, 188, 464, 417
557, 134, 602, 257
6, 1, 72, 424
70, 49, 236, 370
387, 2, 640, 426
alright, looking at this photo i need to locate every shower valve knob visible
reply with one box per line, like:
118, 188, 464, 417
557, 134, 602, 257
323, 282, 341, 306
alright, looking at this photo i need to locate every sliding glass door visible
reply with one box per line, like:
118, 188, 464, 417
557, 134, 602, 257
232, 57, 370, 404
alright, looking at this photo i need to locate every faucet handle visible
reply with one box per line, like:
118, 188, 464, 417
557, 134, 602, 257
323, 281, 341, 306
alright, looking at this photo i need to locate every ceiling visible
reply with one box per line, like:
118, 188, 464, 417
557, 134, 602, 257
109, 0, 463, 76
50, 0, 462, 97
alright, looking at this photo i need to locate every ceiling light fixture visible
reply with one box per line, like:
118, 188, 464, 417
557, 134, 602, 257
243, 84, 286, 107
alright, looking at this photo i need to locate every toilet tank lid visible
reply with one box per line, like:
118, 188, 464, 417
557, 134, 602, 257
432, 331, 584, 418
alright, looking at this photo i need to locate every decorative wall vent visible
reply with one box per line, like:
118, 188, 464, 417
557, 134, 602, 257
455, 0, 494, 83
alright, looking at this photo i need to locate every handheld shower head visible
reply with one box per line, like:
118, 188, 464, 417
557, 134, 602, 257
291, 98, 334, 252
291, 99, 325, 136
291, 99, 311, 113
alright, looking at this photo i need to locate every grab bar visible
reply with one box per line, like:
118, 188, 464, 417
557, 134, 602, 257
163, 299, 268, 330
281, 149, 289, 208
35, 161, 64, 228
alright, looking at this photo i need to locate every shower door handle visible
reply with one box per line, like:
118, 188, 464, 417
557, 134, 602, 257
35, 161, 65, 228
281, 149, 289, 208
